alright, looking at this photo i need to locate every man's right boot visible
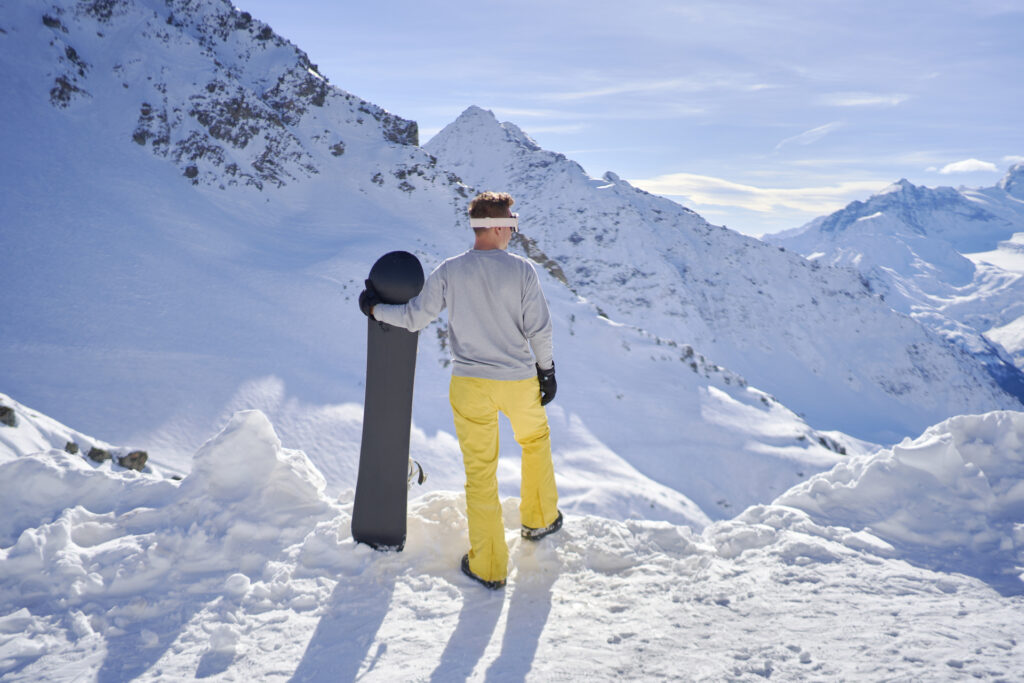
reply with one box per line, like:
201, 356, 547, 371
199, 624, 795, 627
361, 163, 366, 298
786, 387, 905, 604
521, 510, 563, 541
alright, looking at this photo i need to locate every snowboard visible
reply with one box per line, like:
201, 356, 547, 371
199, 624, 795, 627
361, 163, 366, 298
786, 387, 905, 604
352, 251, 425, 551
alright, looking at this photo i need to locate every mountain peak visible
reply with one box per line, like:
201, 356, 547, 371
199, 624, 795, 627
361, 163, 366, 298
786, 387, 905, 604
998, 162, 1024, 199
452, 105, 499, 128
431, 106, 541, 151
878, 178, 916, 195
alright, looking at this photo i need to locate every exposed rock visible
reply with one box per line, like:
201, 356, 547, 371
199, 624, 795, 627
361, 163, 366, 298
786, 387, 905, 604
79, 0, 130, 23
118, 450, 148, 471
87, 446, 111, 463
0, 406, 16, 428
42, 14, 66, 31
50, 75, 88, 108
65, 441, 80, 454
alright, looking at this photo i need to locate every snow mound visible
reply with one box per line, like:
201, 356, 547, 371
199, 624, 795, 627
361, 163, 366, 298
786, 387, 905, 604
775, 410, 1024, 593
0, 410, 331, 611
3, 411, 1024, 679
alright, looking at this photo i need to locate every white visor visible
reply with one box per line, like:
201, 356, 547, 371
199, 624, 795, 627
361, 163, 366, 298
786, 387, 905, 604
469, 213, 518, 231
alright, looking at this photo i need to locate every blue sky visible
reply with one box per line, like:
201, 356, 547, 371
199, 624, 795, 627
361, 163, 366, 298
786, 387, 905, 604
238, 0, 1024, 235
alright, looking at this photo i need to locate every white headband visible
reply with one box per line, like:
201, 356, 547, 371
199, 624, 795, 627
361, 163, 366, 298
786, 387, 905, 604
469, 213, 519, 230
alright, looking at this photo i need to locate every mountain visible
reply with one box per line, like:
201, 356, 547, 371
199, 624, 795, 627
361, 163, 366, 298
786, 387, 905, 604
0, 0, 864, 523
768, 168, 1024, 393
424, 106, 1023, 442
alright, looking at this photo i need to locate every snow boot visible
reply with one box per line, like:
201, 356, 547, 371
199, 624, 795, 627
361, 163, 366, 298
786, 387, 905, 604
461, 554, 506, 590
521, 510, 563, 541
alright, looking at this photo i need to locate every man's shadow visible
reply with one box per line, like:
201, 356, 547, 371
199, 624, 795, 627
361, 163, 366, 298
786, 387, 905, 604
290, 565, 398, 682
483, 563, 556, 682
428, 588, 504, 682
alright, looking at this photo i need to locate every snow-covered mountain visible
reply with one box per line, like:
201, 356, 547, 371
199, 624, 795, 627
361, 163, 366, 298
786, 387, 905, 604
424, 106, 1023, 442
769, 168, 1024, 392
0, 0, 864, 523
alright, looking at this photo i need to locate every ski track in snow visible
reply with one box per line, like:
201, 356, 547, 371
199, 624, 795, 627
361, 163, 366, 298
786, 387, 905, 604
2, 408, 1024, 681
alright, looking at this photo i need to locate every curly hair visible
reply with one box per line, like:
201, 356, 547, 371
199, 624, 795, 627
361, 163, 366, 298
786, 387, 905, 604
468, 191, 515, 219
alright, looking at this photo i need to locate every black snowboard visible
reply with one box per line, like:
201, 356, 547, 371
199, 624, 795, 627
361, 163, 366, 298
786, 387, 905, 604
352, 251, 425, 551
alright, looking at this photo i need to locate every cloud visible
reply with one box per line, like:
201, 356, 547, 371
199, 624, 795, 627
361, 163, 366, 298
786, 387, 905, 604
1003, 155, 1024, 165
775, 122, 844, 150
542, 78, 697, 101
538, 73, 764, 102
938, 158, 999, 174
818, 92, 910, 107
629, 172, 884, 214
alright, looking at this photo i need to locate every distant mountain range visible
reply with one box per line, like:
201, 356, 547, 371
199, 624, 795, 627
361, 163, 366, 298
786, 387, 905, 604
769, 166, 1024, 398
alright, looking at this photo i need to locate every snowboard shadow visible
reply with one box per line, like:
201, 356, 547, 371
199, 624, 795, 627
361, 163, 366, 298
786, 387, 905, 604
289, 568, 397, 682
428, 588, 504, 682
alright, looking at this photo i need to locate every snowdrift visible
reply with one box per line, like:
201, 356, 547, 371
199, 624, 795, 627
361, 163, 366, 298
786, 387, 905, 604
775, 410, 1024, 594
2, 407, 1023, 679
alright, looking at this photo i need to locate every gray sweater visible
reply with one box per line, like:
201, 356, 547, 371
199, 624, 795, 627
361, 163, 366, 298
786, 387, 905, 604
373, 249, 554, 381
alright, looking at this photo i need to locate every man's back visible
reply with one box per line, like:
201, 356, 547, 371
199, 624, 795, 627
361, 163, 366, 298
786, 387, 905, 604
374, 248, 553, 381
443, 249, 552, 380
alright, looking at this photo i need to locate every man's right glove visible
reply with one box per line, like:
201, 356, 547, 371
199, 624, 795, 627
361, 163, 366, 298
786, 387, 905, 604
537, 362, 556, 406
358, 279, 382, 319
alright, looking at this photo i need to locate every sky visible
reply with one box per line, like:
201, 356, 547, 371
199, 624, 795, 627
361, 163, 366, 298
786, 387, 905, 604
236, 0, 1024, 236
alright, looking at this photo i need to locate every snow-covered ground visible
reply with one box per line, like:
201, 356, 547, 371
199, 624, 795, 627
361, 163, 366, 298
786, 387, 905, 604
2, 401, 1023, 680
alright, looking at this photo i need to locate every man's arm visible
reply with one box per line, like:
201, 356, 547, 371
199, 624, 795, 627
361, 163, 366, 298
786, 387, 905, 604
522, 266, 553, 370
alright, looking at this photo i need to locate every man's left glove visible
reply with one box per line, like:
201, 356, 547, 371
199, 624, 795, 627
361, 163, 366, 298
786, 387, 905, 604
537, 363, 556, 406
358, 279, 382, 319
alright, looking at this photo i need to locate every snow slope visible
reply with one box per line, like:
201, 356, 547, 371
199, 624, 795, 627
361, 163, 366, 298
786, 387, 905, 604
0, 0, 866, 520
424, 107, 1022, 442
1, 406, 1022, 680
769, 169, 1024, 386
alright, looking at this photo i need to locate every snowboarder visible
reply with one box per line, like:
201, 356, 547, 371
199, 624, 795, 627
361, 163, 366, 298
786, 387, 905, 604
359, 191, 562, 589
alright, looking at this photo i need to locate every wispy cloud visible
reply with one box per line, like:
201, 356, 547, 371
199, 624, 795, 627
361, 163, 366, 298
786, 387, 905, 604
775, 122, 844, 150
630, 172, 884, 214
542, 78, 695, 101
538, 73, 762, 102
937, 158, 999, 174
818, 92, 910, 107
1003, 155, 1024, 165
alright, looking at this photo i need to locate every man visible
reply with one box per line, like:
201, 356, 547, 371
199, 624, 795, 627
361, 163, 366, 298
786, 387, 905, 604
359, 191, 562, 590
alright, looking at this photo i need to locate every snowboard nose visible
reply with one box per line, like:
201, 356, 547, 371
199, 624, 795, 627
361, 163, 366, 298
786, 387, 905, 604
369, 251, 425, 304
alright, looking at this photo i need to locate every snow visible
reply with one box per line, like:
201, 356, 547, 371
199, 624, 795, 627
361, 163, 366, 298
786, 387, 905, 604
776, 410, 1024, 594
2, 406, 1023, 680
967, 232, 1024, 274
769, 174, 1024, 376
2, 405, 1024, 679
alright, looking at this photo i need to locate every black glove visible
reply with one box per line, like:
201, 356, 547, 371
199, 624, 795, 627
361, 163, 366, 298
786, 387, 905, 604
537, 363, 556, 406
358, 279, 382, 319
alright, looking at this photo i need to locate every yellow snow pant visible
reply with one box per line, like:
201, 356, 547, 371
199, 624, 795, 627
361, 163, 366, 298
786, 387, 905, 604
450, 375, 559, 583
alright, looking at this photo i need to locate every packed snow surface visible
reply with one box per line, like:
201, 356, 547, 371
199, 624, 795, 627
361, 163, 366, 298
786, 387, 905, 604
2, 406, 1023, 680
